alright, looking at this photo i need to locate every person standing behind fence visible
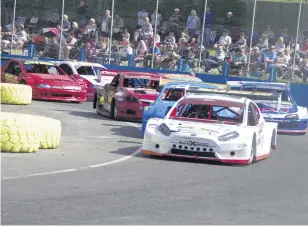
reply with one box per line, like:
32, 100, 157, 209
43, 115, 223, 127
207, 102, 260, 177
186, 10, 200, 39
101, 10, 111, 38
76, 1, 88, 29
200, 7, 214, 47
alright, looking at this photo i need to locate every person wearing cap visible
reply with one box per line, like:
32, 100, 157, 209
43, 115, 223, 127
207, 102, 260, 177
137, 9, 148, 27
265, 45, 277, 68
250, 46, 264, 75
168, 8, 181, 33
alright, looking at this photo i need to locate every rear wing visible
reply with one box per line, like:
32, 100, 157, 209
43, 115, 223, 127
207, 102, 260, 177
186, 88, 282, 101
226, 81, 291, 89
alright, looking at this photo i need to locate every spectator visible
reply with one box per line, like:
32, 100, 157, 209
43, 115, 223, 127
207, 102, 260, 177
280, 27, 291, 44
137, 9, 148, 27
113, 14, 124, 41
178, 32, 188, 44
122, 40, 133, 55
62, 15, 71, 32
186, 10, 200, 39
299, 57, 308, 81
234, 32, 247, 52
14, 24, 28, 48
203, 46, 226, 71
298, 39, 308, 58
262, 25, 275, 45
76, 1, 88, 28
164, 32, 176, 48
151, 10, 162, 28
231, 48, 247, 64
200, 7, 214, 47
84, 18, 97, 40
168, 8, 181, 33
136, 40, 147, 56
276, 49, 290, 75
250, 46, 264, 74
265, 45, 277, 67
218, 30, 232, 48
224, 11, 234, 32
257, 34, 269, 51
275, 37, 285, 53
122, 28, 130, 42
101, 10, 111, 37
141, 17, 153, 39
145, 44, 161, 67
62, 32, 77, 60
42, 36, 60, 58
69, 22, 81, 37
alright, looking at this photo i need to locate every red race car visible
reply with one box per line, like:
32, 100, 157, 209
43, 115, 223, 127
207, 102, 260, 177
1, 59, 87, 102
94, 72, 160, 121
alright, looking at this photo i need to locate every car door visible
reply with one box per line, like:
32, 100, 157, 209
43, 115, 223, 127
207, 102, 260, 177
248, 102, 264, 153
104, 74, 120, 111
2, 61, 22, 84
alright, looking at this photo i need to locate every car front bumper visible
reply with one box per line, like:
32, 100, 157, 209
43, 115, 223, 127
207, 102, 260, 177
33, 88, 87, 102
264, 118, 308, 133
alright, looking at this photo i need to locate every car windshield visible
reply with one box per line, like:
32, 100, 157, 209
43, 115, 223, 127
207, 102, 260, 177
170, 102, 244, 124
242, 86, 291, 102
123, 77, 159, 89
161, 88, 185, 101
24, 63, 65, 75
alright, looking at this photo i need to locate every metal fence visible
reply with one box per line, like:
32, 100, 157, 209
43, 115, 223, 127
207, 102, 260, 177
2, 0, 307, 82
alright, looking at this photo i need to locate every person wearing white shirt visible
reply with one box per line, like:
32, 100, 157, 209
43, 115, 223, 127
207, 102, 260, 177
151, 10, 162, 27
137, 9, 148, 27
218, 30, 232, 48
275, 37, 285, 53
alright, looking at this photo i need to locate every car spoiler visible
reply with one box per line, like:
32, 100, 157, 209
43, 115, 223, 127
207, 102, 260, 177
186, 88, 282, 101
226, 81, 291, 89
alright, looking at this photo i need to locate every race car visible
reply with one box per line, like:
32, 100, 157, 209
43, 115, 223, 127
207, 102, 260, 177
227, 81, 308, 134
142, 89, 278, 165
93, 72, 161, 121
55, 61, 117, 100
1, 59, 87, 102
158, 73, 203, 88
141, 82, 227, 136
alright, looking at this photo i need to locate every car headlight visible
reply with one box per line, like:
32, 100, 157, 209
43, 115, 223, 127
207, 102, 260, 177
218, 131, 239, 142
125, 95, 139, 103
74, 86, 82, 91
157, 123, 172, 136
284, 114, 299, 120
37, 84, 51, 88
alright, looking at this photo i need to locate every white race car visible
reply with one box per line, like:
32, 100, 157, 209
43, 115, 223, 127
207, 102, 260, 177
142, 89, 278, 165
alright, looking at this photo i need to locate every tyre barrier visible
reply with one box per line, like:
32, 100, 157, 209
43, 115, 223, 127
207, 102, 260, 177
1, 113, 62, 153
0, 83, 32, 105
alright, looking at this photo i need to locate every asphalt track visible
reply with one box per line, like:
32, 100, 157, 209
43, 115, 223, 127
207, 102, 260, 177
1, 100, 308, 224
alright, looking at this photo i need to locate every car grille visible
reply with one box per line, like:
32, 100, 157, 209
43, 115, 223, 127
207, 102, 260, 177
171, 149, 217, 158
52, 94, 72, 97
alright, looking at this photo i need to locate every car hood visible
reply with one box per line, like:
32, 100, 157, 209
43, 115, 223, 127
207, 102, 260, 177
79, 75, 113, 86
29, 73, 79, 86
254, 100, 297, 114
165, 119, 240, 137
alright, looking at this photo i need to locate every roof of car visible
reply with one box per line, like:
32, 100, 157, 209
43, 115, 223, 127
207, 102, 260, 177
56, 60, 106, 69
121, 71, 160, 78
11, 59, 56, 66
185, 93, 248, 104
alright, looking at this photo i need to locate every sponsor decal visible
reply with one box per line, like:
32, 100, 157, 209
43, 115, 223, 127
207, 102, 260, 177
238, 143, 247, 148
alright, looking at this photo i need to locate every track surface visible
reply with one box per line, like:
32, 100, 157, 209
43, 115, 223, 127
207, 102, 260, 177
1, 101, 308, 224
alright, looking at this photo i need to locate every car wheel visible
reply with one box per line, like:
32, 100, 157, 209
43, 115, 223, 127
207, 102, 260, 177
270, 130, 276, 153
248, 137, 256, 165
110, 99, 117, 120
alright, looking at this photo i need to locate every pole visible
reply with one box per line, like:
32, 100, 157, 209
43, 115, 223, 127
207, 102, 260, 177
198, 0, 208, 72
291, 0, 303, 80
58, 0, 65, 59
108, 0, 115, 65
247, 0, 257, 77
151, 0, 159, 69
10, 0, 17, 54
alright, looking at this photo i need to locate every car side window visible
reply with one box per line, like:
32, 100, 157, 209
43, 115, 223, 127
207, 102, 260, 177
59, 64, 73, 75
247, 103, 257, 126
4, 62, 19, 74
251, 103, 260, 124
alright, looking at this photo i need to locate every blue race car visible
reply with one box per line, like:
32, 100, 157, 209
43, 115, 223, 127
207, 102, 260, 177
141, 82, 222, 136
228, 81, 308, 134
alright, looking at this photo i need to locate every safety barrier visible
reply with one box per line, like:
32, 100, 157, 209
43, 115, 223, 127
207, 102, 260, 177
1, 47, 308, 107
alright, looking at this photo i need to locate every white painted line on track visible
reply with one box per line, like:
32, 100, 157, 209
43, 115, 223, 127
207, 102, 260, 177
2, 148, 142, 180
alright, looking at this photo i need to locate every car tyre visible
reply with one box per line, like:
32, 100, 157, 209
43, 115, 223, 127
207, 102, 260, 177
110, 99, 118, 120
248, 136, 256, 165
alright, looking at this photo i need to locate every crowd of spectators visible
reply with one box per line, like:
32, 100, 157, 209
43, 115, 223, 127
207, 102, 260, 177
1, 0, 308, 81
